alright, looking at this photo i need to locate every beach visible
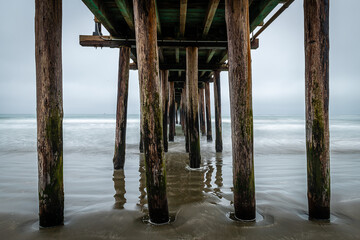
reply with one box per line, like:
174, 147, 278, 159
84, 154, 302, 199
0, 114, 359, 239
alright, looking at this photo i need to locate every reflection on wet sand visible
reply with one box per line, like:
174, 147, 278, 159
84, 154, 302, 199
124, 149, 225, 214
113, 170, 126, 209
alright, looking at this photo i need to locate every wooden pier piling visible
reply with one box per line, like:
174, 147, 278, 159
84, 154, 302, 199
213, 71, 223, 152
113, 47, 130, 169
35, 0, 64, 227
199, 85, 206, 136
186, 47, 201, 168
183, 87, 190, 153
133, 0, 169, 223
169, 81, 176, 141
225, 0, 255, 221
205, 82, 213, 142
161, 70, 169, 152
304, 0, 330, 220
175, 103, 178, 124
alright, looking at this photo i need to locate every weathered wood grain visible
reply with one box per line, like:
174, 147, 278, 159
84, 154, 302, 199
186, 47, 201, 168
113, 47, 130, 169
35, 0, 64, 227
304, 0, 330, 220
225, 0, 255, 221
133, 0, 169, 224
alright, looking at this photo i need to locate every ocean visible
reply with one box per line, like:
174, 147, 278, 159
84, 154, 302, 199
0, 114, 359, 239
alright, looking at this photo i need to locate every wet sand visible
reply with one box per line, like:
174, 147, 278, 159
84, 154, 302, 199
1, 119, 360, 239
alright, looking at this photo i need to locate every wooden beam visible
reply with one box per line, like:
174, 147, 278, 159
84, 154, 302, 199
35, 0, 64, 227
129, 62, 228, 71
252, 0, 295, 41
226, 0, 255, 221
250, 0, 281, 32
80, 35, 229, 49
203, 0, 221, 37
180, 0, 188, 37
113, 47, 130, 170
133, 0, 169, 224
82, 0, 118, 36
114, 0, 134, 30
219, 51, 228, 64
304, 0, 330, 220
206, 49, 216, 63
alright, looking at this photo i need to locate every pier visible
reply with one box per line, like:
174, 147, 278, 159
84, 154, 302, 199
35, 0, 330, 226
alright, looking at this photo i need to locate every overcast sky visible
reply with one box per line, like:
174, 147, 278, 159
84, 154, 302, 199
0, 0, 359, 116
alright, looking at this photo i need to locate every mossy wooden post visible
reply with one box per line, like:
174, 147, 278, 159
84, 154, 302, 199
205, 82, 213, 142
225, 0, 255, 221
35, 0, 64, 227
181, 90, 186, 132
186, 47, 201, 168
175, 102, 178, 124
213, 71, 223, 152
169, 82, 176, 141
304, 0, 330, 220
199, 85, 206, 136
113, 47, 130, 169
133, 0, 169, 224
183, 87, 190, 152
161, 70, 169, 152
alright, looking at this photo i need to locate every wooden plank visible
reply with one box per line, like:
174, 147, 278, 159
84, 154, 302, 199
304, 0, 330, 220
114, 0, 134, 30
225, 0, 255, 221
133, 0, 169, 224
180, 0, 188, 37
113, 47, 130, 170
35, 0, 64, 227
82, 0, 118, 36
203, 0, 221, 37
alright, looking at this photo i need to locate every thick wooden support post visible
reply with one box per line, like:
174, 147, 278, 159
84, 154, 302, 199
213, 71, 223, 152
175, 103, 178, 124
205, 82, 213, 141
113, 47, 130, 169
199, 86, 206, 136
133, 0, 169, 224
161, 70, 169, 152
186, 47, 201, 168
225, 0, 255, 221
169, 82, 176, 141
304, 0, 330, 220
183, 88, 189, 152
139, 124, 144, 153
35, 0, 64, 227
